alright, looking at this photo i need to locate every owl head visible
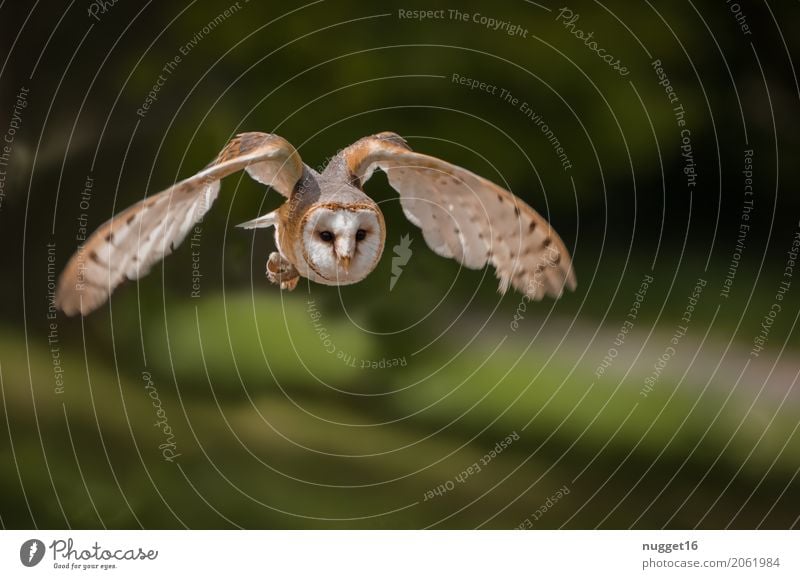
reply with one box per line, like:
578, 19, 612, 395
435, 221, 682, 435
301, 201, 385, 284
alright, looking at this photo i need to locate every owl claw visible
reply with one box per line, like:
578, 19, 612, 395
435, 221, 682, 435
279, 277, 299, 291
266, 252, 299, 290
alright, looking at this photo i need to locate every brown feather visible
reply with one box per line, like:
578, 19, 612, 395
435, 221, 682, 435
56, 132, 303, 316
342, 133, 577, 300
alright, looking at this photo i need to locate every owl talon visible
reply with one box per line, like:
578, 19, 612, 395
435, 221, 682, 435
280, 277, 299, 291
266, 252, 299, 289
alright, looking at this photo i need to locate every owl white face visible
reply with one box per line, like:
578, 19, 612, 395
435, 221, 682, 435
301, 205, 385, 284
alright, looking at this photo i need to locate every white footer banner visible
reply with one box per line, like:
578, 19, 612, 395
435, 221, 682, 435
1, 530, 797, 577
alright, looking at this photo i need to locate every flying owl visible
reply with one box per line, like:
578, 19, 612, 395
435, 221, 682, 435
56, 132, 576, 316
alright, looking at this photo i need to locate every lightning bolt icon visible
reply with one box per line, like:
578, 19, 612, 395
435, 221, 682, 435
28, 542, 38, 562
390, 234, 413, 291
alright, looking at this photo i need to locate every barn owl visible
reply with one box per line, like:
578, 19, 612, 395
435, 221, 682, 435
56, 132, 576, 316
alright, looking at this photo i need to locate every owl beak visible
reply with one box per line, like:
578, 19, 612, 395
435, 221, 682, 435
338, 255, 351, 275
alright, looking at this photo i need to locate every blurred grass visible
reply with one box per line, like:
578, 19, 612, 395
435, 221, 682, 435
2, 288, 798, 528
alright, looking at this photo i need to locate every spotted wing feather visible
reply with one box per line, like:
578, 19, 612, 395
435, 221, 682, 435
56, 132, 303, 316
345, 133, 576, 300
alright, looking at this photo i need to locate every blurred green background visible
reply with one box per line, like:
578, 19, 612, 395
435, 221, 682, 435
1, 0, 799, 528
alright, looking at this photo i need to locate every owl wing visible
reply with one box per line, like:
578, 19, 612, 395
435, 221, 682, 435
344, 132, 576, 300
56, 132, 303, 316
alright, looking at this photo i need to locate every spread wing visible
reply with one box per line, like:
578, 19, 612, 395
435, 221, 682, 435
56, 132, 303, 316
343, 132, 576, 300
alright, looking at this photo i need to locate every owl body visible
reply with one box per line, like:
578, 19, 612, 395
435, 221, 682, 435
55, 131, 576, 316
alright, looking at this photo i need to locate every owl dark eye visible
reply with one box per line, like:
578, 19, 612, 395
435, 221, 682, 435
355, 229, 367, 241
319, 231, 334, 242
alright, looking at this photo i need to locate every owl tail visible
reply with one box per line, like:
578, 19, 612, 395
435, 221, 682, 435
236, 211, 277, 229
